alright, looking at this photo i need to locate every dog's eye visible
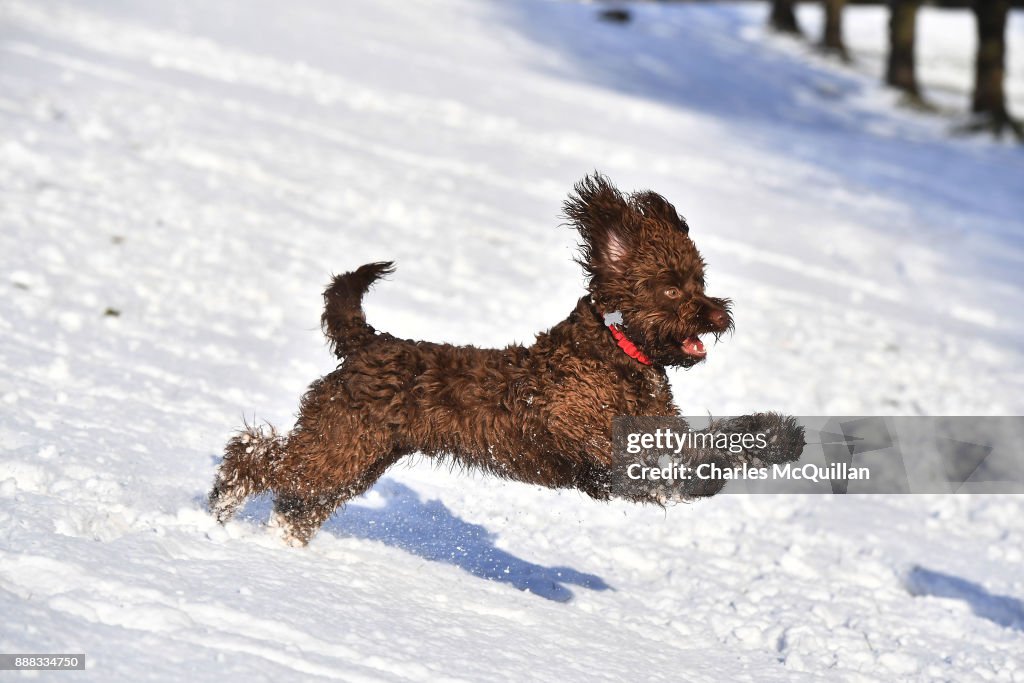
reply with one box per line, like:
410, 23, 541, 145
664, 287, 681, 299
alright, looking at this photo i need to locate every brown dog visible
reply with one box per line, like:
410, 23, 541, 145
209, 174, 802, 546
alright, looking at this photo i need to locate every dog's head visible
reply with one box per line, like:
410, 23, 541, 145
564, 173, 732, 368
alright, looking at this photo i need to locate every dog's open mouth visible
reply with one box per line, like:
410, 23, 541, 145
681, 337, 707, 358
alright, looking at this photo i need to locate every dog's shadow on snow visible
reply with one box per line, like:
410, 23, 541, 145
906, 566, 1024, 632
319, 480, 612, 603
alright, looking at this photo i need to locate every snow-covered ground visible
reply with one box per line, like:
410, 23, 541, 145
1, 0, 1023, 680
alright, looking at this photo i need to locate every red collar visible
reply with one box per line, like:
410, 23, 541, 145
607, 323, 653, 366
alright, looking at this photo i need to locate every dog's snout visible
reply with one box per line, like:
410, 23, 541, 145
706, 307, 730, 331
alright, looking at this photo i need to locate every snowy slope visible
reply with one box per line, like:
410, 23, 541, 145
1, 0, 1023, 680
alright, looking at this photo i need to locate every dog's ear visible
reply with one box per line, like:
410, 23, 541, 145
563, 173, 633, 274
633, 191, 689, 234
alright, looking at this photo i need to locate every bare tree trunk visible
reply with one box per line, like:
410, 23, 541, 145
971, 0, 1008, 115
821, 0, 849, 60
770, 0, 802, 35
885, 0, 921, 100
968, 0, 1022, 138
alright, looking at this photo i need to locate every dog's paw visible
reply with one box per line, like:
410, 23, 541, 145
208, 482, 245, 525
648, 457, 731, 503
713, 413, 805, 466
268, 510, 309, 548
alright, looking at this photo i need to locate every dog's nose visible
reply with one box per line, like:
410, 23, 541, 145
706, 307, 730, 331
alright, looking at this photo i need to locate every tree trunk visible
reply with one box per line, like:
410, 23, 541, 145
971, 0, 1009, 118
885, 0, 921, 99
822, 0, 848, 59
770, 0, 802, 35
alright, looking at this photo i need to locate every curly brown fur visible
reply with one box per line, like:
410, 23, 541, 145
209, 173, 801, 546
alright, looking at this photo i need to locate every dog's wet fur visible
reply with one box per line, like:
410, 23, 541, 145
209, 174, 803, 546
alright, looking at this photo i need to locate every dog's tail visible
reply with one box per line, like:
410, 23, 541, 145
322, 261, 395, 358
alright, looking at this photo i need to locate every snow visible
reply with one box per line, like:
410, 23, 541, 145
1, 0, 1023, 680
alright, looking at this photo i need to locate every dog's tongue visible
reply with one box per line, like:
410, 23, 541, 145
681, 337, 706, 358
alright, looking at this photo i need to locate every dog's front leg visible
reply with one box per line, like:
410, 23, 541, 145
610, 434, 737, 504
610, 413, 805, 504
709, 413, 806, 467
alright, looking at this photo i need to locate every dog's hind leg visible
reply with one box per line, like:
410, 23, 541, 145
209, 423, 286, 524
269, 447, 407, 547
268, 490, 345, 548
